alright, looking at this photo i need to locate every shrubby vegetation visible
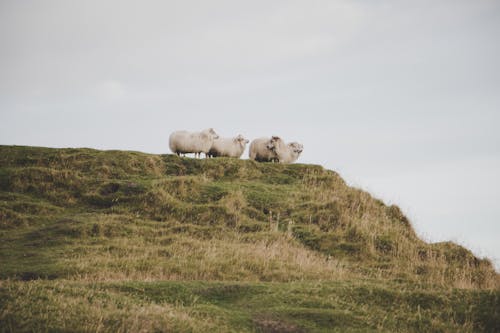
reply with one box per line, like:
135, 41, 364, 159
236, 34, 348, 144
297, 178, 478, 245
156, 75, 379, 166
0, 145, 498, 332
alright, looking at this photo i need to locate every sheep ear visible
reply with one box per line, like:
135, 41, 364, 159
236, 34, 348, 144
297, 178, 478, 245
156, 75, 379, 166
271, 136, 280, 140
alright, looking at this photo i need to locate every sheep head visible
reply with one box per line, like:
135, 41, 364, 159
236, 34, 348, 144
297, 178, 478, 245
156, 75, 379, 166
234, 135, 249, 147
204, 128, 219, 140
288, 142, 303, 154
267, 136, 281, 150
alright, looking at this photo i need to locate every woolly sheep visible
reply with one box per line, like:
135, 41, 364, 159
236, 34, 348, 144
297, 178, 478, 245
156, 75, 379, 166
275, 141, 304, 164
249, 136, 303, 164
169, 128, 219, 158
208, 134, 249, 158
249, 136, 282, 162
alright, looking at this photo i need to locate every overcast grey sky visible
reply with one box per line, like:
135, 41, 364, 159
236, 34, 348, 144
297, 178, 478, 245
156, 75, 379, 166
1, 0, 499, 269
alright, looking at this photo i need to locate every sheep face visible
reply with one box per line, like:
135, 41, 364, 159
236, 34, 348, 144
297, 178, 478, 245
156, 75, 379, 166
234, 135, 249, 148
204, 128, 219, 140
268, 136, 283, 151
288, 142, 303, 154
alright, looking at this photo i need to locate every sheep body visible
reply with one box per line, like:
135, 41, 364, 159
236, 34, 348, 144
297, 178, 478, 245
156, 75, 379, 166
249, 136, 282, 162
249, 136, 303, 163
169, 128, 219, 158
208, 134, 249, 158
275, 142, 304, 164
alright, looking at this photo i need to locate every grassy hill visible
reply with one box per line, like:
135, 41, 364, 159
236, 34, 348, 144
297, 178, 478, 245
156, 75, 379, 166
0, 145, 498, 332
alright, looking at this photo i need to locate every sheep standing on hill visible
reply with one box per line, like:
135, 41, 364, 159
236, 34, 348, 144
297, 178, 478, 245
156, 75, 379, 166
249, 137, 278, 162
169, 128, 219, 158
249, 136, 303, 163
275, 141, 304, 164
208, 134, 249, 158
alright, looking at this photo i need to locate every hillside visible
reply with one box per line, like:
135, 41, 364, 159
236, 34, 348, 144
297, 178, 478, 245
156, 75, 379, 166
0, 145, 498, 332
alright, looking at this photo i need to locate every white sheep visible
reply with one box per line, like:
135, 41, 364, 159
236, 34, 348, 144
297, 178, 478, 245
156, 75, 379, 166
169, 128, 219, 158
208, 134, 249, 158
275, 141, 304, 164
249, 136, 281, 162
249, 136, 303, 164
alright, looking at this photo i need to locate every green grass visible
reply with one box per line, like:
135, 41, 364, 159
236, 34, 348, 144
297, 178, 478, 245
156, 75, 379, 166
0, 145, 498, 332
1, 280, 498, 332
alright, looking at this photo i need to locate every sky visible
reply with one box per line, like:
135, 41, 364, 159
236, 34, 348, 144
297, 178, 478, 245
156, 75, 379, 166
1, 0, 499, 269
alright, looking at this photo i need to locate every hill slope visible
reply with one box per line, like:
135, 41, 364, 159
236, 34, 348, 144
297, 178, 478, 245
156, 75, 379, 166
0, 145, 498, 332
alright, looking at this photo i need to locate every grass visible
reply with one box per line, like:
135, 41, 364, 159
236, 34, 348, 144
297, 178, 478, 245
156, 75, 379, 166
0, 145, 498, 332
1, 280, 498, 332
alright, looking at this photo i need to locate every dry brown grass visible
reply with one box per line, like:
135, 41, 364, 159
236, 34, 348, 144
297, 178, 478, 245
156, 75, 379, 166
2, 146, 499, 332
60, 233, 348, 283
0, 280, 226, 333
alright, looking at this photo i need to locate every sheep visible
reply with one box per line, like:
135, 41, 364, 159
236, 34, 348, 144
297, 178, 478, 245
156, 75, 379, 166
249, 136, 303, 164
275, 141, 304, 164
249, 136, 283, 162
169, 128, 219, 158
208, 134, 249, 158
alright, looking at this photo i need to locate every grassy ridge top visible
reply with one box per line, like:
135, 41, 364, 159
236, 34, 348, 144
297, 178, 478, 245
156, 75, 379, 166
0, 145, 495, 286
0, 145, 498, 332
